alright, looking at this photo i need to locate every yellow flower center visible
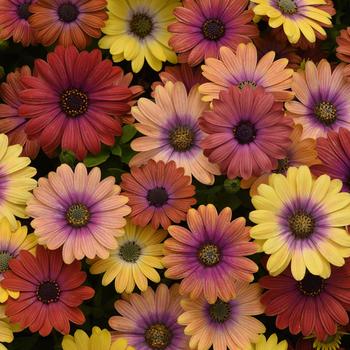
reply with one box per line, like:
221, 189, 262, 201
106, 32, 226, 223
209, 300, 231, 323
198, 243, 221, 266
169, 126, 195, 152
144, 324, 172, 350
0, 250, 12, 273
60, 88, 89, 117
65, 203, 91, 228
130, 13, 153, 39
119, 241, 141, 263
314, 101, 337, 126
277, 0, 298, 14
288, 211, 315, 238
297, 272, 325, 296
202, 19, 226, 41
36, 280, 61, 304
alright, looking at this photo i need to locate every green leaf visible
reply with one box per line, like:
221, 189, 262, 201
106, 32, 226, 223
111, 143, 122, 157
120, 125, 137, 144
59, 149, 76, 167
83, 148, 110, 167
121, 144, 136, 164
224, 178, 241, 194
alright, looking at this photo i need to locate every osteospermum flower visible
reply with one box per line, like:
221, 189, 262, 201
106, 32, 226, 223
0, 305, 14, 350
164, 204, 258, 303
121, 160, 196, 229
200, 86, 293, 180
199, 43, 294, 102
250, 166, 350, 280
29, 0, 107, 49
285, 59, 350, 139
252, 334, 288, 350
26, 163, 130, 264
251, 0, 332, 44
99, 0, 180, 73
109, 284, 189, 350
336, 27, 350, 63
168, 0, 258, 66
130, 81, 220, 185
2, 246, 95, 336
90, 221, 166, 294
0, 218, 36, 302
19, 45, 132, 160
296, 332, 345, 350
178, 281, 265, 350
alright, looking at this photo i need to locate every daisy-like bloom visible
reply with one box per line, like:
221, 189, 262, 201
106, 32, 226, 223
130, 81, 220, 185
168, 0, 258, 67
0, 66, 40, 159
199, 86, 293, 180
2, 246, 95, 336
336, 28, 350, 63
285, 59, 350, 140
252, 334, 288, 350
164, 204, 258, 303
0, 0, 36, 47
178, 281, 265, 350
99, 0, 179, 73
250, 166, 350, 281
199, 43, 294, 102
90, 221, 166, 294
109, 284, 189, 350
121, 160, 196, 229
26, 163, 130, 264
251, 0, 332, 44
29, 0, 107, 49
19, 45, 132, 160
62, 327, 135, 350
0, 305, 14, 350
0, 218, 37, 302
296, 332, 345, 350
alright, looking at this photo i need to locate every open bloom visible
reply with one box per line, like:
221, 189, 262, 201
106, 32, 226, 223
252, 334, 288, 350
336, 27, 350, 63
26, 163, 130, 264
0, 305, 15, 349
250, 166, 350, 280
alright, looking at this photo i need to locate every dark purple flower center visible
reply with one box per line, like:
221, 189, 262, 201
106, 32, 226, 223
233, 121, 256, 144
0, 250, 12, 273
144, 323, 172, 350
17, 3, 31, 20
119, 241, 141, 263
58, 3, 79, 23
147, 187, 169, 207
209, 300, 231, 323
60, 88, 89, 118
288, 211, 315, 238
198, 243, 221, 267
274, 157, 290, 174
238, 81, 257, 90
202, 19, 225, 41
276, 0, 298, 14
297, 272, 325, 296
169, 126, 195, 152
66, 203, 90, 227
130, 13, 153, 38
36, 280, 61, 304
314, 101, 337, 126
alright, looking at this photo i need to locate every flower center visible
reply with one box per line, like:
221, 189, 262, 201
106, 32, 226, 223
0, 251, 12, 273
201, 19, 225, 41
198, 243, 221, 267
233, 121, 256, 144
314, 101, 337, 126
147, 187, 169, 208
209, 300, 231, 323
129, 13, 153, 39
65, 203, 90, 228
60, 88, 89, 118
36, 280, 61, 304
238, 81, 257, 90
119, 241, 141, 263
169, 126, 195, 152
58, 3, 79, 23
144, 324, 172, 350
314, 333, 342, 349
297, 272, 325, 296
276, 0, 298, 14
17, 3, 31, 20
274, 157, 289, 174
288, 211, 315, 238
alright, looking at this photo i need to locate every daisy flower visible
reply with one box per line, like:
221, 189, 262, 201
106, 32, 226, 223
26, 163, 130, 264
130, 81, 220, 185
120, 160, 196, 229
252, 334, 288, 350
90, 221, 166, 294
296, 332, 345, 350
199, 43, 294, 102
250, 166, 350, 281
285, 59, 350, 140
168, 0, 258, 66
29, 0, 107, 49
0, 305, 15, 350
109, 284, 189, 350
336, 27, 350, 63
199, 86, 293, 180
19, 45, 132, 160
178, 281, 265, 350
164, 204, 258, 303
251, 0, 332, 44
0, 218, 36, 303
2, 246, 95, 336
99, 0, 180, 73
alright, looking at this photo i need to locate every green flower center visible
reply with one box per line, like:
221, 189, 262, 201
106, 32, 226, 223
238, 80, 257, 90
277, 0, 298, 14
198, 243, 221, 267
60, 88, 89, 117
17, 3, 31, 20
36, 280, 61, 304
209, 300, 231, 323
58, 3, 79, 23
314, 101, 337, 126
144, 324, 172, 350
288, 211, 315, 238
233, 121, 256, 144
297, 272, 325, 296
0, 251, 12, 273
169, 126, 195, 152
274, 157, 290, 174
66, 203, 90, 228
119, 241, 141, 263
147, 187, 169, 208
202, 19, 225, 41
130, 13, 153, 39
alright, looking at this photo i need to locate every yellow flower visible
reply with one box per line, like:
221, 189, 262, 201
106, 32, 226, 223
251, 334, 288, 350
99, 0, 180, 73
312, 332, 343, 350
90, 221, 166, 293
0, 305, 15, 350
62, 327, 134, 350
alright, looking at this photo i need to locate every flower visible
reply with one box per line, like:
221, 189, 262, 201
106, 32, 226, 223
109, 284, 189, 350
295, 332, 345, 350
250, 166, 350, 280
0, 218, 36, 302
0, 305, 14, 350
26, 163, 130, 264
99, 0, 180, 73
199, 43, 294, 102
251, 0, 332, 44
62, 327, 135, 350
0, 0, 37, 47
130, 81, 220, 185
2, 245, 95, 336
199, 86, 293, 179
29, 0, 107, 49
120, 160, 196, 229
260, 260, 350, 340
19, 45, 132, 160
178, 281, 265, 350
90, 221, 166, 294
285, 59, 350, 140
252, 334, 288, 350
336, 27, 350, 63
0, 66, 40, 159
168, 0, 258, 66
